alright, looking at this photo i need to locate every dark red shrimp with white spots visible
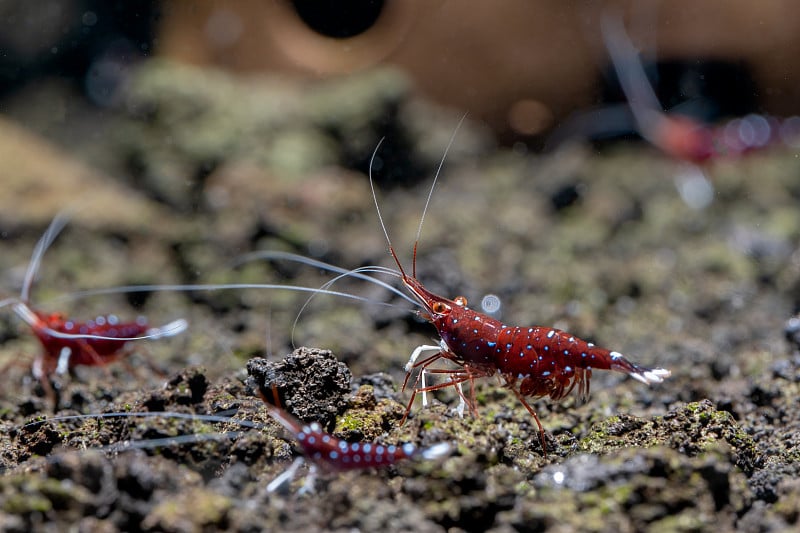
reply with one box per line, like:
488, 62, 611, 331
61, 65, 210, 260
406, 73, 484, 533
1, 216, 415, 395
11, 394, 449, 494
397, 281, 670, 455
363, 125, 670, 456
0, 215, 186, 401
257, 387, 450, 493
13, 307, 185, 381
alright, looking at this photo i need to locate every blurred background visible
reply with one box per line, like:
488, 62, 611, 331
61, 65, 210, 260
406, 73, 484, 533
2, 0, 800, 143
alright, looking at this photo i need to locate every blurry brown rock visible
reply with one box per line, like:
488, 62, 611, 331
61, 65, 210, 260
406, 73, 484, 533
0, 115, 176, 234
157, 1, 800, 137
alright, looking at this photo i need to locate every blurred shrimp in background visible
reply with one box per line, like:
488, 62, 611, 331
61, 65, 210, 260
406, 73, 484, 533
3, 1, 800, 142
155, 0, 800, 142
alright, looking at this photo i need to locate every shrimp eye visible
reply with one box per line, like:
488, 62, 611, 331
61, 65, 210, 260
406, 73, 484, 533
454, 296, 468, 307
432, 302, 450, 315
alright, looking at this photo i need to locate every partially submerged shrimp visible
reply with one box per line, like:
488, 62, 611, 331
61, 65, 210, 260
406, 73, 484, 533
0, 215, 187, 401
11, 376, 450, 495
255, 383, 450, 494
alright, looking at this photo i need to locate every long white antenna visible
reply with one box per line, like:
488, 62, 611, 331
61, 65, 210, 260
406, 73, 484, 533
368, 137, 396, 267
21, 213, 72, 303
368, 113, 469, 279
600, 10, 663, 143
414, 112, 469, 252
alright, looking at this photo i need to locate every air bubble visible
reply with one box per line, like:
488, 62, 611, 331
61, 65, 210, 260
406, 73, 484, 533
481, 294, 501, 317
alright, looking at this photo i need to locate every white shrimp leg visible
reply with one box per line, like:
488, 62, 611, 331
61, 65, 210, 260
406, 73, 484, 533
405, 344, 442, 407
266, 457, 306, 494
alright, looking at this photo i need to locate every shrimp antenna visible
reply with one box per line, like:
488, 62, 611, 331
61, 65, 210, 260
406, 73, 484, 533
21, 212, 72, 303
600, 10, 663, 144
368, 113, 468, 279
412, 112, 468, 277
368, 137, 400, 274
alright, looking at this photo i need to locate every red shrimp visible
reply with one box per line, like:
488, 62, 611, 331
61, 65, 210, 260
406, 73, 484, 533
365, 128, 670, 456
601, 11, 800, 164
1, 215, 187, 401
256, 386, 450, 493
13, 396, 450, 494
14, 306, 185, 381
397, 279, 670, 455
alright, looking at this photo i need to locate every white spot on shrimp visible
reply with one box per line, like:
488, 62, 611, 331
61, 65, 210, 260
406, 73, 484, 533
610, 351, 623, 360
546, 330, 556, 339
